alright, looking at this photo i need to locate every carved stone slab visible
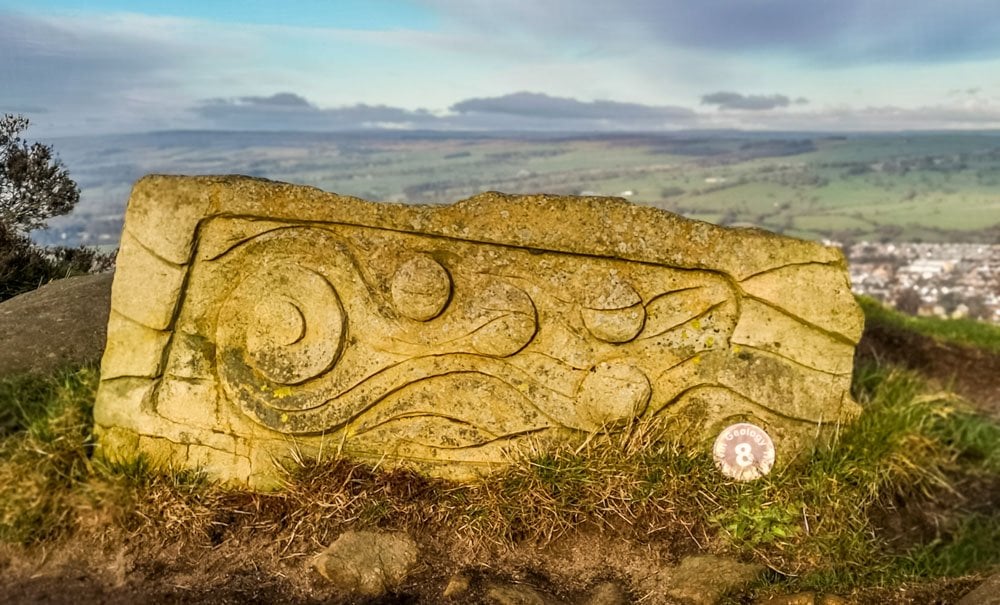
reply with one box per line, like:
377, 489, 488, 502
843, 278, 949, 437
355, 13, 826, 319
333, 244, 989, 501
94, 175, 864, 486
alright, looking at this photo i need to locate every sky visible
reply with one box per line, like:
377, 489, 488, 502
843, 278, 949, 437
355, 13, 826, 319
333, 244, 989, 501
4, 0, 1000, 136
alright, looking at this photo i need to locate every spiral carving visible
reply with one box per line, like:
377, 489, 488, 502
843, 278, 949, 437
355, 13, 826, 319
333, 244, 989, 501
216, 260, 346, 415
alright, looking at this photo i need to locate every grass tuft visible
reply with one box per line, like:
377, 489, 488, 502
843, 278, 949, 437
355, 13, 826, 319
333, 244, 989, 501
746, 363, 1000, 591
0, 365, 98, 543
904, 514, 1000, 577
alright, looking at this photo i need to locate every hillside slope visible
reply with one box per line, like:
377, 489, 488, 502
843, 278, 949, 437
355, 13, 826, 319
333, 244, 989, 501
0, 277, 997, 605
856, 296, 1000, 418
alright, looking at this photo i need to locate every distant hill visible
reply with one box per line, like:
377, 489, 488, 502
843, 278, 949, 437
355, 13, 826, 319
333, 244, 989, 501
35, 130, 1000, 248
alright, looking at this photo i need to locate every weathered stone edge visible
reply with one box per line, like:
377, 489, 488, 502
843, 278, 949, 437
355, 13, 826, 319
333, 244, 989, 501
135, 173, 846, 276
121, 173, 861, 341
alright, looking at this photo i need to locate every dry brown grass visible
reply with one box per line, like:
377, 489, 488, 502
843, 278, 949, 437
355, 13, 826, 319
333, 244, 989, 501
104, 417, 716, 564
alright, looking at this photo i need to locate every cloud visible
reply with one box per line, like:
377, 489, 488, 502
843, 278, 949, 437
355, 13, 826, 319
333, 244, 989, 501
420, 0, 1000, 64
237, 93, 314, 108
155, 90, 1000, 133
192, 91, 699, 131
948, 87, 982, 97
6, 6, 1000, 136
0, 12, 178, 89
193, 94, 440, 130
0, 10, 221, 134
2, 105, 48, 115
451, 92, 695, 125
700, 92, 804, 111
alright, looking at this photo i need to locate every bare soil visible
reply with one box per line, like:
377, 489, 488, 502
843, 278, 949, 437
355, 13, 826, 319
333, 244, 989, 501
0, 523, 987, 605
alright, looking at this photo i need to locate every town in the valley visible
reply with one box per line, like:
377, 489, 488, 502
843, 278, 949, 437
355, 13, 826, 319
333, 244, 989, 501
842, 241, 1000, 324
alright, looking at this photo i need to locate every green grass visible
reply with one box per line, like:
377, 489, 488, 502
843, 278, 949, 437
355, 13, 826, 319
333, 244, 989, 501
0, 365, 98, 543
904, 515, 1000, 577
858, 295, 1000, 355
789, 364, 999, 583
0, 318, 997, 599
793, 214, 875, 232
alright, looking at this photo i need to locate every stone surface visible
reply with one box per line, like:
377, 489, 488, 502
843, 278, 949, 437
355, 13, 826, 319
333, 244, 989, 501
0, 273, 113, 377
664, 555, 765, 605
93, 175, 863, 485
485, 583, 565, 605
957, 573, 1000, 605
758, 592, 817, 605
584, 581, 629, 605
442, 574, 471, 599
312, 530, 418, 597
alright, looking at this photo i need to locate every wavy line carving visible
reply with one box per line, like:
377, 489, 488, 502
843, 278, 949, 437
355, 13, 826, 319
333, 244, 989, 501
159, 217, 844, 465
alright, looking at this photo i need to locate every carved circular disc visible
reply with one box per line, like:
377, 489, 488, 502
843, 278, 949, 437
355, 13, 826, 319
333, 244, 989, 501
581, 274, 645, 343
469, 281, 538, 357
581, 304, 646, 343
578, 362, 651, 428
391, 254, 452, 321
712, 422, 775, 481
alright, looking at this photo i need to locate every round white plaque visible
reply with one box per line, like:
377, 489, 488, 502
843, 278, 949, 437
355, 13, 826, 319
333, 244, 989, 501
712, 422, 775, 481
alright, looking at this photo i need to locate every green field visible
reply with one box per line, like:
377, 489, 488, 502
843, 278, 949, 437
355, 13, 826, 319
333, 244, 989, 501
38, 131, 1000, 246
